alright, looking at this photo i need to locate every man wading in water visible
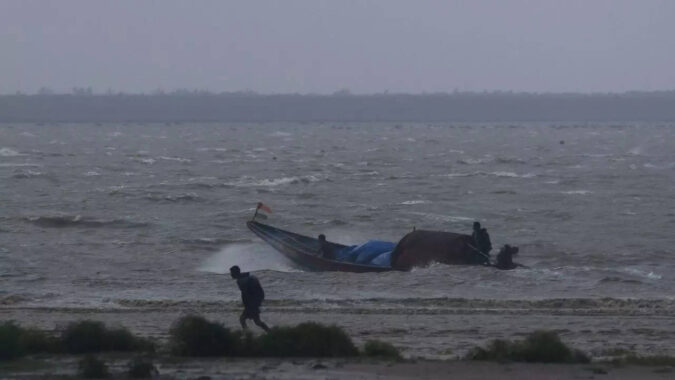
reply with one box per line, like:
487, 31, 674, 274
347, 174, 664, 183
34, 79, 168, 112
230, 265, 270, 332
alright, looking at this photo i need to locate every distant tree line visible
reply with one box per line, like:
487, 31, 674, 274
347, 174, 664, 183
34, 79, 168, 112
1, 91, 674, 122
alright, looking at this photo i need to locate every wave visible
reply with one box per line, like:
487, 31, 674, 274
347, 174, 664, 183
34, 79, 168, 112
24, 215, 148, 229
226, 175, 322, 187
0, 163, 42, 167
439, 171, 536, 178
401, 200, 429, 205
457, 157, 492, 165
198, 243, 299, 273
11, 169, 44, 179
561, 190, 593, 195
408, 211, 473, 223
143, 192, 202, 203
0, 147, 22, 157
158, 156, 192, 163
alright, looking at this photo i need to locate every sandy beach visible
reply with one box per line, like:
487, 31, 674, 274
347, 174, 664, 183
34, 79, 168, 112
2, 296, 674, 378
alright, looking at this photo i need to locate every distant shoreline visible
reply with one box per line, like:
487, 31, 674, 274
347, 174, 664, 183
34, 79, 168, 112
2, 92, 675, 122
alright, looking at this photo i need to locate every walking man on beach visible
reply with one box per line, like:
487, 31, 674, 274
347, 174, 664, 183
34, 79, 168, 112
230, 265, 270, 332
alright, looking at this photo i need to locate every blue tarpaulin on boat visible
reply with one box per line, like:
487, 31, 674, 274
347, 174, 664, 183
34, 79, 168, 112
370, 251, 392, 267
335, 240, 395, 266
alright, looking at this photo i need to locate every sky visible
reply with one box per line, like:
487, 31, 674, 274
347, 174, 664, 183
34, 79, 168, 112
1, 0, 674, 94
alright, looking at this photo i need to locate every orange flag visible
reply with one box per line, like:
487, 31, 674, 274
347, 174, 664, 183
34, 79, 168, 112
257, 202, 272, 213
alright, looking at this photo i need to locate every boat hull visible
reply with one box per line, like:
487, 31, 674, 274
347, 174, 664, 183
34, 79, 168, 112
247, 221, 395, 272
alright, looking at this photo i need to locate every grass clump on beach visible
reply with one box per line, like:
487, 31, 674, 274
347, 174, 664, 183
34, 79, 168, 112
78, 355, 109, 378
169, 315, 239, 357
127, 356, 159, 378
362, 340, 402, 360
466, 330, 590, 364
0, 321, 57, 360
257, 322, 358, 357
169, 317, 358, 358
62, 320, 154, 354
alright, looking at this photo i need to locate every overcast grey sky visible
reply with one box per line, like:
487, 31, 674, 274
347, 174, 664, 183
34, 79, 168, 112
1, 0, 674, 94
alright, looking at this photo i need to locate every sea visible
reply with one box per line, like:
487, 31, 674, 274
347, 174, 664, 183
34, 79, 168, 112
1, 122, 674, 356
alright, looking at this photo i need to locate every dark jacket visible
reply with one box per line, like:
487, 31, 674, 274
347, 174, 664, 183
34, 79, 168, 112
473, 228, 492, 254
236, 273, 265, 308
319, 241, 335, 260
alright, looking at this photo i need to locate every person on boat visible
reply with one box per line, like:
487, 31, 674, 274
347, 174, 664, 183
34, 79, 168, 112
471, 222, 492, 263
317, 234, 335, 260
495, 244, 519, 270
229, 265, 270, 332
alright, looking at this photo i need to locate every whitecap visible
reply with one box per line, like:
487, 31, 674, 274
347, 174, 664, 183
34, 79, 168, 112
353, 171, 379, 176
622, 268, 662, 280
20, 132, 35, 137
134, 158, 156, 165
490, 171, 536, 178
84, 171, 101, 176
561, 190, 592, 195
12, 169, 43, 178
269, 131, 292, 137
458, 157, 491, 165
158, 156, 192, 163
438, 172, 477, 178
0, 147, 21, 157
0, 163, 42, 167
408, 211, 473, 222
628, 146, 643, 155
401, 200, 429, 205
228, 175, 321, 187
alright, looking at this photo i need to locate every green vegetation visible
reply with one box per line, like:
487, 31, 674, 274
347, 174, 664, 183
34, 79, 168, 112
0, 321, 56, 360
127, 356, 159, 378
169, 316, 358, 358
62, 320, 154, 354
168, 315, 239, 357
78, 355, 109, 378
362, 340, 402, 360
466, 330, 590, 364
257, 322, 358, 357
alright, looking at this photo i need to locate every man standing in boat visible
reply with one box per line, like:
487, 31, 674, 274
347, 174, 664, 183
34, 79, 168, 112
472, 222, 492, 263
317, 234, 335, 259
229, 265, 270, 332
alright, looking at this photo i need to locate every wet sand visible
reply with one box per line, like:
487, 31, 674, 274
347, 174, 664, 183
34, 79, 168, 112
3, 356, 673, 379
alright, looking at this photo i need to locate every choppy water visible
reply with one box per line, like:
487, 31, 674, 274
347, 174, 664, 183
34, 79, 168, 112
1, 122, 674, 310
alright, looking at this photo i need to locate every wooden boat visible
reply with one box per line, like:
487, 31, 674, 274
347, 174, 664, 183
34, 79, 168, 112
246, 220, 395, 272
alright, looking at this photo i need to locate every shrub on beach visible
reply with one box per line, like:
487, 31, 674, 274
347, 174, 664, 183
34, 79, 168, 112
466, 330, 589, 364
0, 321, 24, 360
78, 355, 109, 378
0, 321, 57, 360
62, 320, 154, 354
362, 340, 402, 360
168, 316, 358, 358
169, 315, 239, 356
127, 356, 159, 378
257, 322, 358, 357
